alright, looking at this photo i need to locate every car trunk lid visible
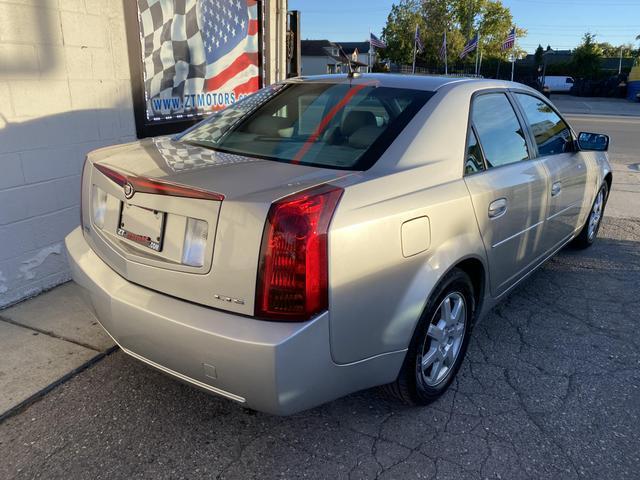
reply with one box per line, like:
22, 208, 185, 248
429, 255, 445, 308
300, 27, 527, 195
82, 137, 352, 315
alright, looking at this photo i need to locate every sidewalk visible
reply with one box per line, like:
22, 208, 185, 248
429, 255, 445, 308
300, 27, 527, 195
552, 95, 640, 117
0, 282, 115, 420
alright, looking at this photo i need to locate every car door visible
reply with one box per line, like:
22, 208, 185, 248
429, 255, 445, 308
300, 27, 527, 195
464, 91, 550, 297
513, 93, 588, 252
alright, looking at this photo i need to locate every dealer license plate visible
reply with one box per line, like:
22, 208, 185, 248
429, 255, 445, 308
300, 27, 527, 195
117, 204, 165, 252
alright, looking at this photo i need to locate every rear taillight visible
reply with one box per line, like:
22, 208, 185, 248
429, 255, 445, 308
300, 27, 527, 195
255, 184, 343, 321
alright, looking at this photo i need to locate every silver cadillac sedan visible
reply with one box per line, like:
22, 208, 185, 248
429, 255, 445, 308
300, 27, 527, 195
65, 74, 612, 415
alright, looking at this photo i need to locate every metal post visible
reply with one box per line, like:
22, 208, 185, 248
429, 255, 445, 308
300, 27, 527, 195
619, 47, 623, 75
444, 31, 448, 75
412, 25, 418, 74
474, 35, 481, 75
287, 11, 301, 78
368, 28, 372, 73
511, 55, 515, 82
511, 31, 516, 82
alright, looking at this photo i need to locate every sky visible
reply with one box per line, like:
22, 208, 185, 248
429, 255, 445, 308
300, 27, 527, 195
288, 0, 640, 53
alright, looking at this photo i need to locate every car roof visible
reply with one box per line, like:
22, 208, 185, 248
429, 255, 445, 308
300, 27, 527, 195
285, 73, 526, 92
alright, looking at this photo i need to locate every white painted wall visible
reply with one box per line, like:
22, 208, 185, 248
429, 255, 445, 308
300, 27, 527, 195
0, 0, 136, 307
301, 55, 335, 75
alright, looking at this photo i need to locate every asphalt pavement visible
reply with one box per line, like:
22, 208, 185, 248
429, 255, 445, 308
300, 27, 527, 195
0, 110, 638, 480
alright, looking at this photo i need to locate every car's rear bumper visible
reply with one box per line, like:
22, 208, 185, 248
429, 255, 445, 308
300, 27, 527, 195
65, 227, 404, 415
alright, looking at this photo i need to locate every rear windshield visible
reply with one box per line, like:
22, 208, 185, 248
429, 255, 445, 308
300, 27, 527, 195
179, 82, 433, 170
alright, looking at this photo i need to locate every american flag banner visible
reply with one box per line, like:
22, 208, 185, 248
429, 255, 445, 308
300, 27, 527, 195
414, 26, 424, 54
439, 31, 447, 61
459, 33, 478, 59
137, 0, 261, 122
370, 33, 387, 49
501, 27, 516, 51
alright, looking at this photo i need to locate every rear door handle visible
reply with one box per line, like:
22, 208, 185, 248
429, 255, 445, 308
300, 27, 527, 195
488, 198, 507, 218
551, 181, 562, 197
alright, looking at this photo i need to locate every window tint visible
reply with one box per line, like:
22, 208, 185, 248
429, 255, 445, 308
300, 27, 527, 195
515, 93, 573, 156
181, 83, 433, 170
465, 129, 485, 174
471, 93, 529, 168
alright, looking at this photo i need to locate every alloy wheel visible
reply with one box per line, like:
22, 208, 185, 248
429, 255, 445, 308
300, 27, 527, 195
418, 292, 467, 387
588, 189, 604, 240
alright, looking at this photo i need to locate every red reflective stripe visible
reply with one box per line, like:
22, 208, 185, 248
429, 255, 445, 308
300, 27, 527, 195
94, 164, 224, 201
291, 84, 367, 165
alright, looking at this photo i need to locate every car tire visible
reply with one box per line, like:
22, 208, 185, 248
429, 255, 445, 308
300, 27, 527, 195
383, 268, 475, 406
573, 182, 608, 249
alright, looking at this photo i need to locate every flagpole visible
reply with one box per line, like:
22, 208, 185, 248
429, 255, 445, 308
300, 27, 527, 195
474, 34, 480, 75
369, 28, 372, 73
412, 25, 418, 74
444, 31, 448, 75
511, 27, 516, 81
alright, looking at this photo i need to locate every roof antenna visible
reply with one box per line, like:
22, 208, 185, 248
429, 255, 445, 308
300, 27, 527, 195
338, 45, 361, 79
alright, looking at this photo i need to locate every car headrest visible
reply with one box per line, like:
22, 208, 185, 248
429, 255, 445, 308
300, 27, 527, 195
246, 115, 290, 136
342, 111, 376, 137
348, 125, 382, 149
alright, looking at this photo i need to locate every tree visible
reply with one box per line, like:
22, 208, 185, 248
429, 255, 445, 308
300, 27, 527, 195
534, 44, 544, 66
381, 0, 425, 65
381, 0, 525, 67
572, 33, 603, 78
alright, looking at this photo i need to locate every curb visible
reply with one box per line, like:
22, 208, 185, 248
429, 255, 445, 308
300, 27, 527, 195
0, 346, 119, 424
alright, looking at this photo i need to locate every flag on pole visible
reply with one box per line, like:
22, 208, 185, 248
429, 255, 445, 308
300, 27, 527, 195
370, 33, 386, 49
439, 31, 447, 60
415, 26, 424, 54
460, 33, 479, 59
501, 27, 516, 51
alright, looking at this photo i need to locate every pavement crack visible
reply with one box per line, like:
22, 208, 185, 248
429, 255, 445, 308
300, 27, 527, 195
0, 315, 103, 353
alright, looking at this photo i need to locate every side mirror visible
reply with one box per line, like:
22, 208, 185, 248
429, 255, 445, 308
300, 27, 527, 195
578, 132, 609, 152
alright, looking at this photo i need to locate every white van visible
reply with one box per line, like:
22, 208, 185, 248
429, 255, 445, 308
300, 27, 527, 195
539, 76, 575, 93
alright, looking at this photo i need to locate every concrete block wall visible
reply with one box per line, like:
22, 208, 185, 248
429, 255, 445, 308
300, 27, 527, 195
0, 0, 136, 307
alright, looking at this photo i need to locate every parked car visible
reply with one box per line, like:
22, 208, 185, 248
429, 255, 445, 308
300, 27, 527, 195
66, 75, 612, 415
539, 75, 575, 93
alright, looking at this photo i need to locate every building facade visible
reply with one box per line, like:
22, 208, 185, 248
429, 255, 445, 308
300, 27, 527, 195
301, 39, 370, 76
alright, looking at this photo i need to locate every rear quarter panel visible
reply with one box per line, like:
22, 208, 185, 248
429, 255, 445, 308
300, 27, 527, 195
327, 81, 497, 365
328, 174, 486, 364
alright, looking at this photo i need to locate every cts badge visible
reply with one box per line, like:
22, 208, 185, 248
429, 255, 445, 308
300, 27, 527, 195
124, 182, 134, 199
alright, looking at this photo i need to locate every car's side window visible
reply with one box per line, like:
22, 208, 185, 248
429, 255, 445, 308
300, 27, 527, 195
471, 93, 529, 168
465, 128, 485, 175
514, 93, 574, 157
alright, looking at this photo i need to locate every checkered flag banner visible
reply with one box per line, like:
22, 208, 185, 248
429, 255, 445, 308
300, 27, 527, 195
137, 0, 260, 121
